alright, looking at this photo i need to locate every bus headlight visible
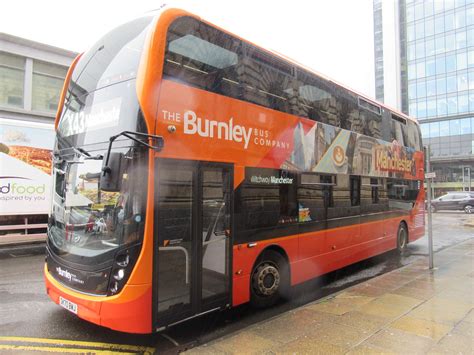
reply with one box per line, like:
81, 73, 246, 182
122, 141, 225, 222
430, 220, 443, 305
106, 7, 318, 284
110, 281, 119, 294
113, 269, 125, 281
116, 254, 129, 267
107, 243, 141, 296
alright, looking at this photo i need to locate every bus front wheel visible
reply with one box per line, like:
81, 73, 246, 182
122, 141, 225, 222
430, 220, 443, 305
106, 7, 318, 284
250, 250, 289, 308
397, 223, 408, 252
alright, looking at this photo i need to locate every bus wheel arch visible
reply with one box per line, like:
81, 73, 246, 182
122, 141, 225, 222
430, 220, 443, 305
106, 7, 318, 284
397, 221, 409, 252
249, 246, 291, 308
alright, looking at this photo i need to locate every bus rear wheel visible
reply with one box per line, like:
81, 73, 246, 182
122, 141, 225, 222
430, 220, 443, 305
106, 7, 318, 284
250, 250, 289, 308
397, 223, 408, 252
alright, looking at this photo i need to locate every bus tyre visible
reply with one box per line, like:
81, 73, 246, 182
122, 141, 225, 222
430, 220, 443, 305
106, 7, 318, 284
397, 223, 408, 252
250, 250, 289, 308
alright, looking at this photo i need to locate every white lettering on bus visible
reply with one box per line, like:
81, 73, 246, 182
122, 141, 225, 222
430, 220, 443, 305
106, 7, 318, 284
253, 137, 290, 150
60, 98, 122, 137
250, 175, 293, 184
184, 110, 252, 149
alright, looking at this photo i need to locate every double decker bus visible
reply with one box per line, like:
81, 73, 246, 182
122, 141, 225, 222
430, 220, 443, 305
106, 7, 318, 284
45, 6, 425, 333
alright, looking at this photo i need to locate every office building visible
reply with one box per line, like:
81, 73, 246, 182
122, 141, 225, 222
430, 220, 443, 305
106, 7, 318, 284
0, 33, 77, 241
374, 0, 473, 194
0, 33, 77, 124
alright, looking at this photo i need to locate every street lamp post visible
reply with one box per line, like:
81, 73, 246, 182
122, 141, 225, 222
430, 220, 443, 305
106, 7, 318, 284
425, 145, 434, 270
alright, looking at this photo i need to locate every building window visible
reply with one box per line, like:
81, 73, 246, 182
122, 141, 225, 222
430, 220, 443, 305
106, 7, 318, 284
32, 60, 67, 112
458, 93, 469, 112
420, 123, 430, 138
430, 121, 440, 138
427, 97, 437, 116
450, 119, 461, 135
437, 95, 448, 115
0, 52, 25, 108
417, 99, 427, 117
440, 120, 450, 137
460, 117, 471, 134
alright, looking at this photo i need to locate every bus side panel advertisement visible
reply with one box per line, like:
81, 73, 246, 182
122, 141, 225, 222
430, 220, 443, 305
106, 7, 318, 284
156, 80, 423, 181
0, 119, 54, 215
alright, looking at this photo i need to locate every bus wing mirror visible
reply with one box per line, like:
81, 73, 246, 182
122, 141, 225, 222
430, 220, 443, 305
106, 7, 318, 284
101, 152, 124, 192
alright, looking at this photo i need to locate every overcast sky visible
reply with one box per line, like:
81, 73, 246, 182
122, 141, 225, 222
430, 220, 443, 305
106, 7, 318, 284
1, 0, 375, 97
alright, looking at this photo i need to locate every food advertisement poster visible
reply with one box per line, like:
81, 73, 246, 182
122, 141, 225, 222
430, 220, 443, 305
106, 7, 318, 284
0, 118, 54, 215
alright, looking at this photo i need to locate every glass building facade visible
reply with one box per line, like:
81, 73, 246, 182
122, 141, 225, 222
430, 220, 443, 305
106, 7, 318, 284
374, 0, 385, 102
376, 0, 473, 195
404, 0, 474, 120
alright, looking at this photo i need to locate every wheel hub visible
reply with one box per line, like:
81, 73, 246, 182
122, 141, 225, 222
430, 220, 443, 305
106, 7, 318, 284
399, 228, 407, 249
255, 263, 280, 296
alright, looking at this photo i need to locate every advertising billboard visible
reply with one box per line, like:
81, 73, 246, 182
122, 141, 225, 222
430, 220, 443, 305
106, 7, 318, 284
0, 118, 54, 215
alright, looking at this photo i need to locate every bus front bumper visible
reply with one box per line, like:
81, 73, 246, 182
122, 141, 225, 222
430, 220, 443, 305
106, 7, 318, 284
44, 264, 152, 334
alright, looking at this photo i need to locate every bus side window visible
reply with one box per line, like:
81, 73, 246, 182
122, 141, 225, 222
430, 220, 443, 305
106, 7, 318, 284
298, 173, 327, 223
405, 180, 419, 202
240, 168, 298, 230
387, 178, 419, 210
241, 47, 294, 114
371, 178, 379, 203
297, 70, 338, 126
240, 183, 279, 229
276, 170, 298, 224
164, 17, 241, 98
350, 175, 361, 207
391, 115, 409, 147
379, 178, 389, 210
387, 178, 397, 200
406, 121, 422, 150
339, 93, 363, 133
320, 174, 335, 208
361, 177, 382, 214
367, 114, 383, 139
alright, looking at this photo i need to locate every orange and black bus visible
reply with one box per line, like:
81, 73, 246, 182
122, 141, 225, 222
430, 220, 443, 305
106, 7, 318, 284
45, 6, 425, 333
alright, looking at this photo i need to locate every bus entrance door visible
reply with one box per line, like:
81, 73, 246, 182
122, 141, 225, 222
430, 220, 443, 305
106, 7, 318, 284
154, 159, 232, 329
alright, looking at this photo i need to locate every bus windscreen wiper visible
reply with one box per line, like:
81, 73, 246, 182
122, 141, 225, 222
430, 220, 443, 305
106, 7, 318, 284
53, 146, 103, 164
75, 147, 103, 160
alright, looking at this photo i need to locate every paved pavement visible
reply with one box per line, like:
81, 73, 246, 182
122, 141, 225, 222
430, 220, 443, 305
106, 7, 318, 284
0, 212, 472, 354
186, 238, 474, 354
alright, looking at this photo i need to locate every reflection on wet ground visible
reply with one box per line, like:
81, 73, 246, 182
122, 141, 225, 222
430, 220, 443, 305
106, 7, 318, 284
0, 211, 472, 354
186, 232, 473, 354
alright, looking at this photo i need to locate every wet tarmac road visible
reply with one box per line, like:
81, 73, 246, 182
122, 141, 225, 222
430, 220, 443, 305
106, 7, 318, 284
0, 211, 472, 354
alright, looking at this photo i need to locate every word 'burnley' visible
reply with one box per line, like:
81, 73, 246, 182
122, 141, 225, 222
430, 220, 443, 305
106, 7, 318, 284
183, 110, 252, 149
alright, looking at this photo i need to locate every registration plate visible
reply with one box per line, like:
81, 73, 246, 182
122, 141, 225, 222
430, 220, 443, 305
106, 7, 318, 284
59, 296, 78, 314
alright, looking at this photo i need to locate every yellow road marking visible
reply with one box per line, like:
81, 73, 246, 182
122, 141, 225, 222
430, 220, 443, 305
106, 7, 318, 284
0, 344, 137, 354
0, 336, 154, 354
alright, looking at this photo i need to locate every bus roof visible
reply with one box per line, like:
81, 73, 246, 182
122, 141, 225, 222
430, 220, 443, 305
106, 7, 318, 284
155, 6, 418, 126
271, 50, 418, 125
